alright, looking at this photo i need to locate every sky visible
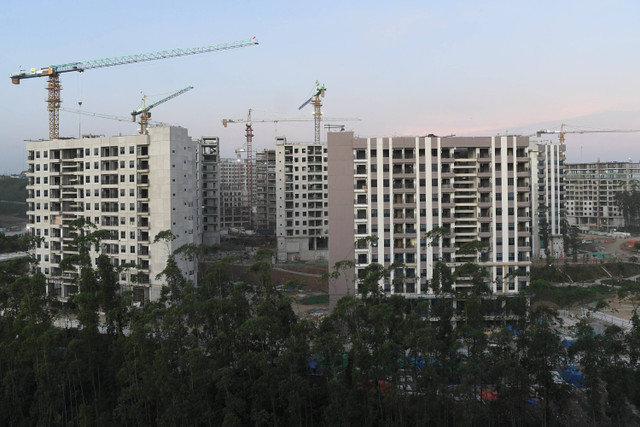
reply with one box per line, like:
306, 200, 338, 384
2, 0, 640, 173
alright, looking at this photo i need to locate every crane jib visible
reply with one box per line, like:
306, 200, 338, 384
10, 37, 258, 80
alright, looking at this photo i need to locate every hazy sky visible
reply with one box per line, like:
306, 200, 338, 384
2, 0, 640, 173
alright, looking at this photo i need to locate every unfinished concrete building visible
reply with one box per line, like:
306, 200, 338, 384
219, 158, 251, 230
276, 137, 329, 262
254, 149, 277, 233
565, 161, 640, 231
199, 137, 221, 245
26, 126, 199, 303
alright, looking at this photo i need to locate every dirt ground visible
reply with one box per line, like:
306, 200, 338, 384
223, 262, 330, 321
601, 297, 639, 321
580, 234, 640, 260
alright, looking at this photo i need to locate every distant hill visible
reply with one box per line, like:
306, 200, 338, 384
0, 176, 27, 219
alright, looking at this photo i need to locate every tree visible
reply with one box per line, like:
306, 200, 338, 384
424, 226, 451, 248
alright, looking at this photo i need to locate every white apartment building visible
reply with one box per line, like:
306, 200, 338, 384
275, 137, 329, 262
26, 126, 199, 303
529, 140, 566, 257
328, 132, 532, 306
565, 161, 640, 231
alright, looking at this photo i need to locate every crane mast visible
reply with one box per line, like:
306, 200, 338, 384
298, 81, 326, 143
245, 109, 254, 229
131, 86, 194, 134
10, 37, 258, 139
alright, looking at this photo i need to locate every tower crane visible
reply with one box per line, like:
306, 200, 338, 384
536, 123, 640, 144
10, 37, 258, 140
131, 86, 194, 134
298, 81, 326, 143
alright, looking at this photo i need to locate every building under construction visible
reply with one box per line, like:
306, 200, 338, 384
26, 126, 201, 303
565, 161, 640, 231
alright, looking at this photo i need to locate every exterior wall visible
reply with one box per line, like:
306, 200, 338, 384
276, 137, 329, 262
328, 132, 532, 308
327, 132, 357, 303
529, 140, 566, 258
565, 161, 640, 231
200, 137, 220, 245
26, 126, 198, 303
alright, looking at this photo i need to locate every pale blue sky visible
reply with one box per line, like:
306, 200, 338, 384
2, 0, 640, 173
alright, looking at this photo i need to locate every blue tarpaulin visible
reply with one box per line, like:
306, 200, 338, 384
561, 365, 585, 387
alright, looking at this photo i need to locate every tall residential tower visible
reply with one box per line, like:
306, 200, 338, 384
328, 132, 533, 306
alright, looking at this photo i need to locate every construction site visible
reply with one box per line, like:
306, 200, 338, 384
9, 35, 640, 313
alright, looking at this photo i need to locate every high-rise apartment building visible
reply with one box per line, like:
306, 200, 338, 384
200, 137, 221, 245
529, 140, 566, 257
26, 126, 199, 303
254, 149, 277, 232
275, 137, 329, 262
565, 161, 640, 231
328, 132, 532, 306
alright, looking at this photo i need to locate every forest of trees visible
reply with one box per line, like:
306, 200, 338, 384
2, 222, 640, 425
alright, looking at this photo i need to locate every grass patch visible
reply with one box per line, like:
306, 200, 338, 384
528, 280, 614, 308
531, 263, 640, 283
602, 262, 640, 278
300, 295, 329, 305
